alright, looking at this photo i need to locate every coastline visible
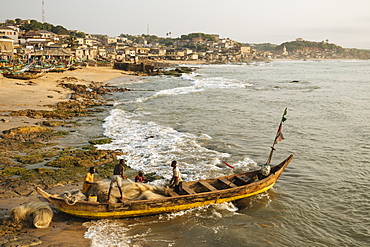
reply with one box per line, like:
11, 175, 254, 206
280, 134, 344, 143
0, 66, 138, 246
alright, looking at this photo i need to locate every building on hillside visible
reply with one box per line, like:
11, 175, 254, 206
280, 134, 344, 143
280, 45, 288, 56
24, 30, 43, 39
31, 47, 72, 60
103, 38, 118, 45
0, 26, 19, 43
166, 49, 185, 60
75, 37, 85, 46
239, 46, 251, 54
72, 47, 98, 60
37, 30, 59, 40
136, 47, 150, 55
25, 38, 49, 50
85, 38, 98, 47
149, 48, 166, 58
0, 36, 14, 59
186, 53, 199, 60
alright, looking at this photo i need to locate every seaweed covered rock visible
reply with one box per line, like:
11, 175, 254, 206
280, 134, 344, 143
1, 126, 58, 142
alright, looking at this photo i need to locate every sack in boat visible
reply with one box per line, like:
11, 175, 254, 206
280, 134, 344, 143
261, 164, 271, 176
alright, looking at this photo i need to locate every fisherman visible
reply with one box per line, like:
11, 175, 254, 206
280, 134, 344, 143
82, 167, 96, 195
135, 170, 148, 183
169, 160, 183, 194
107, 159, 127, 202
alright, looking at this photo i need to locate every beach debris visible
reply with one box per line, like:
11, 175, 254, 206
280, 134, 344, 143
10, 201, 53, 228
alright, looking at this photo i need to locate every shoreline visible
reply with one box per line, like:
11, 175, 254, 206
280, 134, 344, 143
0, 66, 138, 246
0, 66, 137, 132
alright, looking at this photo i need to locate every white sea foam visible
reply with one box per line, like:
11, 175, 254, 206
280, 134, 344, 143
96, 108, 242, 182
84, 202, 239, 246
124, 74, 250, 104
96, 71, 257, 181
84, 219, 150, 247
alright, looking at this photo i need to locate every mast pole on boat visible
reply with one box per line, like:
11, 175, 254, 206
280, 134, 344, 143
266, 108, 287, 165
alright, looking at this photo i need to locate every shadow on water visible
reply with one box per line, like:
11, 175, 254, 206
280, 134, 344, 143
233, 190, 277, 212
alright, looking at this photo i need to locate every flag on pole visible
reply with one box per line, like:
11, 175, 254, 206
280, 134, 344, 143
274, 108, 287, 144
274, 123, 284, 144
266, 108, 288, 165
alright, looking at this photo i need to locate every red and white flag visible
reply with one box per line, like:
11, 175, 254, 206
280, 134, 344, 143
274, 123, 284, 144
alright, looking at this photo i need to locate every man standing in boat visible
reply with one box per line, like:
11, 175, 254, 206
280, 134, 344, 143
169, 160, 183, 194
107, 159, 127, 202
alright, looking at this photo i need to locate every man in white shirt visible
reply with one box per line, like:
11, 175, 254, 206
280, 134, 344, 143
169, 160, 183, 194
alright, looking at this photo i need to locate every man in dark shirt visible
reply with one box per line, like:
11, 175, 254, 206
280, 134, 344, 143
107, 159, 126, 202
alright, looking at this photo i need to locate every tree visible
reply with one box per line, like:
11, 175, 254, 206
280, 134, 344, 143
67, 35, 78, 48
42, 23, 54, 32
22, 20, 43, 31
70, 31, 86, 38
51, 25, 69, 35
15, 18, 22, 25
180, 33, 217, 42
5, 19, 15, 25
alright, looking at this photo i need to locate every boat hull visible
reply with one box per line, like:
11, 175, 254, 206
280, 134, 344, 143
3, 71, 45, 79
37, 155, 293, 219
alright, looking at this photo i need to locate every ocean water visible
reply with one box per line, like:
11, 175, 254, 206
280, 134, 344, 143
84, 60, 370, 246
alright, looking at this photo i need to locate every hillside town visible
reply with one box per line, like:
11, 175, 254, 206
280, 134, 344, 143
1, 19, 370, 68
0, 19, 254, 64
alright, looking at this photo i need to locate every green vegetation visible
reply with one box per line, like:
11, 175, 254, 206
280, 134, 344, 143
2, 19, 69, 35
344, 48, 370, 59
248, 43, 278, 52
88, 138, 112, 145
119, 33, 159, 44
67, 35, 79, 48
276, 40, 345, 53
21, 20, 69, 34
180, 33, 217, 42
70, 30, 86, 38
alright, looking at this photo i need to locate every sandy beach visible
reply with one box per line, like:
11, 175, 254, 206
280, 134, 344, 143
0, 66, 137, 246
0, 66, 137, 132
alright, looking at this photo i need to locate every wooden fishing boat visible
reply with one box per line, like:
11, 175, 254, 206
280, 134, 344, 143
49, 64, 69, 73
68, 63, 82, 70
2, 71, 45, 80
36, 154, 293, 219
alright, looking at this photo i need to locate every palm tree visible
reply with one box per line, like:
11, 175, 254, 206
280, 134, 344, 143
68, 36, 78, 48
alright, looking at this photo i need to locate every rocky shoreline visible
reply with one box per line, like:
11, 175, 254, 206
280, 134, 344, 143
0, 62, 196, 246
0, 67, 144, 246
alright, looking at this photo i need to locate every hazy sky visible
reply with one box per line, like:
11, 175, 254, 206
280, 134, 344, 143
1, 0, 370, 49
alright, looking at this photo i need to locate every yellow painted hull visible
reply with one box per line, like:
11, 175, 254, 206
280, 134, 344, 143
57, 182, 275, 219
37, 155, 293, 219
